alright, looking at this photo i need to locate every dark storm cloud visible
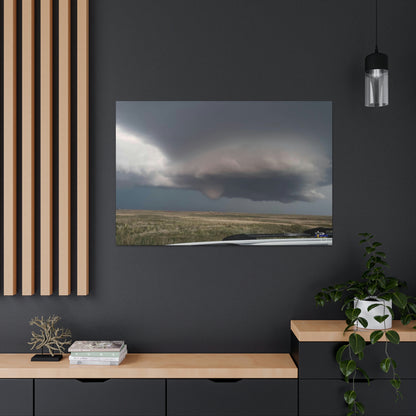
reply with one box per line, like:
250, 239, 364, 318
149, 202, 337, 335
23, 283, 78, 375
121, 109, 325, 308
116, 101, 332, 204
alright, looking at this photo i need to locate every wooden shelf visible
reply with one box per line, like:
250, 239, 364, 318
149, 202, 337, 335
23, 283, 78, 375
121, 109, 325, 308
291, 320, 416, 342
0, 353, 297, 379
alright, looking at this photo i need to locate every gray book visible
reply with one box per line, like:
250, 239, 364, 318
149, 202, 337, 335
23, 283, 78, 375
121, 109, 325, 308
68, 340, 124, 352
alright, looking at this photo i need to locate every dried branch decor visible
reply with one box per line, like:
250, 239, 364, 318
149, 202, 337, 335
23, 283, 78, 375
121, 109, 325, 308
28, 315, 72, 356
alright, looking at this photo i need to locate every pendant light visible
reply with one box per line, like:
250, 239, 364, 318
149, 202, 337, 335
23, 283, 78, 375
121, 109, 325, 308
365, 0, 388, 107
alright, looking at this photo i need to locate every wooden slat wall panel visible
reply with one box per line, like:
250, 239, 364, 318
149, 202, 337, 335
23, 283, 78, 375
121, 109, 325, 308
21, 0, 35, 295
59, 0, 71, 295
77, 0, 89, 295
2, 0, 89, 296
3, 0, 17, 296
40, 0, 53, 295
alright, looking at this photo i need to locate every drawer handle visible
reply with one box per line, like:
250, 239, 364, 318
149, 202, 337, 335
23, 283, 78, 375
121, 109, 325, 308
76, 378, 110, 383
209, 378, 242, 383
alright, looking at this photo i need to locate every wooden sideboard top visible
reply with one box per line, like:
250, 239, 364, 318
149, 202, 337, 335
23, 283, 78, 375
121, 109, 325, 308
0, 353, 298, 379
291, 320, 416, 342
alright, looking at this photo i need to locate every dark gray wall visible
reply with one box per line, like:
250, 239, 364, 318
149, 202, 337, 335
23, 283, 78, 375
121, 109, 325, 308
1, 0, 416, 353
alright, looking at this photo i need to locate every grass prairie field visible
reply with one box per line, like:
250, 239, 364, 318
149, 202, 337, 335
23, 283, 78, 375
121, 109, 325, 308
116, 209, 332, 246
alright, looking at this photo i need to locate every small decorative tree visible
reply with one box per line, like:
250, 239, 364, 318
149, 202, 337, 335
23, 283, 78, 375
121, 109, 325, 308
28, 315, 72, 361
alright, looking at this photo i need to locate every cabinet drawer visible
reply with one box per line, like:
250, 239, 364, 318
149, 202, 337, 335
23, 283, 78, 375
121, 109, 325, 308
0, 379, 33, 416
35, 379, 165, 416
167, 379, 297, 416
300, 379, 416, 416
292, 335, 416, 379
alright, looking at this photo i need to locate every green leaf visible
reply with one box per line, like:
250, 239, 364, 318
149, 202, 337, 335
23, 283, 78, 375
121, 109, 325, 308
387, 306, 395, 319
368, 284, 377, 296
355, 401, 365, 414
391, 292, 407, 309
391, 378, 401, 390
408, 303, 416, 314
349, 333, 366, 355
336, 344, 348, 363
357, 317, 368, 328
386, 330, 400, 344
391, 359, 397, 369
357, 367, 370, 383
374, 315, 389, 323
342, 298, 354, 311
379, 293, 392, 301
346, 308, 361, 321
344, 390, 356, 405
314, 294, 325, 307
330, 291, 342, 302
367, 303, 382, 312
339, 360, 357, 377
373, 242, 382, 247
315, 299, 325, 307
401, 314, 412, 325
370, 330, 384, 344
380, 358, 391, 373
343, 323, 355, 334
384, 282, 397, 291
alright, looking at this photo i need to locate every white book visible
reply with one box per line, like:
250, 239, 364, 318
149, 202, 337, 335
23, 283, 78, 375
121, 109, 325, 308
69, 359, 123, 366
70, 346, 127, 361
70, 348, 127, 365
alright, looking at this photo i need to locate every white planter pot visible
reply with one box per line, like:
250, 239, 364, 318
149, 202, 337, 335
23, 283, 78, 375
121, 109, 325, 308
354, 297, 392, 330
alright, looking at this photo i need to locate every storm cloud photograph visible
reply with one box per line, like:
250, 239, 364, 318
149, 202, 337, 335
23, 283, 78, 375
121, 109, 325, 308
116, 101, 332, 246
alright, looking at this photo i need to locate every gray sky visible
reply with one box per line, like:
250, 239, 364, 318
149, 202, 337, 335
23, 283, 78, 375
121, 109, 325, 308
116, 101, 332, 215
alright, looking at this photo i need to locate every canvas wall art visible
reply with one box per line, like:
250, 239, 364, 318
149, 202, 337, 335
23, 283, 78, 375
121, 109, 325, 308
116, 101, 332, 246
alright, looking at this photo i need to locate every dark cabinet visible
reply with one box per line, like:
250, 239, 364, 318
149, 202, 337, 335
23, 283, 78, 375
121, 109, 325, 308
299, 379, 416, 416
167, 379, 297, 416
0, 379, 33, 416
35, 379, 165, 416
292, 334, 416, 380
292, 332, 416, 416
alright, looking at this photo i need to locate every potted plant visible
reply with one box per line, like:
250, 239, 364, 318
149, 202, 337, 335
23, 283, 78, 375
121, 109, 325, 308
315, 233, 416, 416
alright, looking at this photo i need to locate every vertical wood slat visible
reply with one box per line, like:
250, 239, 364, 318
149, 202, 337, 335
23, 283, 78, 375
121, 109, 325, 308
40, 0, 53, 295
3, 0, 17, 296
21, 0, 35, 295
77, 0, 89, 295
59, 0, 71, 295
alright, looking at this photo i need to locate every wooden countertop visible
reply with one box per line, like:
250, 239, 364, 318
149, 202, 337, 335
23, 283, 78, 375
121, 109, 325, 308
0, 353, 298, 379
291, 320, 416, 342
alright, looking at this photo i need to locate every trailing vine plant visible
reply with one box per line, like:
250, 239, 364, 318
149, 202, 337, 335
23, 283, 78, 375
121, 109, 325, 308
315, 233, 416, 415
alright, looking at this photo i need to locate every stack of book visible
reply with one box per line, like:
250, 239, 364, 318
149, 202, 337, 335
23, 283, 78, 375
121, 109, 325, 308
68, 341, 127, 366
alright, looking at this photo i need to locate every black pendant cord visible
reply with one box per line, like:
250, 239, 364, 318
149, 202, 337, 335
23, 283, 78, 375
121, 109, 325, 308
375, 0, 378, 52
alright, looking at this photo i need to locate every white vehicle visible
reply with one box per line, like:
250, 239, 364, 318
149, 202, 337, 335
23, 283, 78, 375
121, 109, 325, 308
170, 228, 333, 246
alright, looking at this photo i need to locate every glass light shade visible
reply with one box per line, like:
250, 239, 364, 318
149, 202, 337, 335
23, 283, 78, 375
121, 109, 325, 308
365, 68, 388, 107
